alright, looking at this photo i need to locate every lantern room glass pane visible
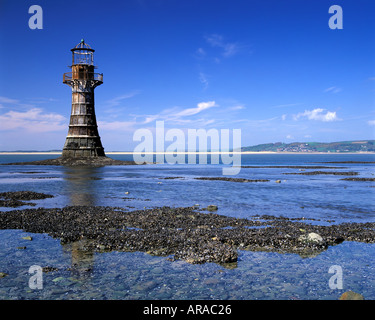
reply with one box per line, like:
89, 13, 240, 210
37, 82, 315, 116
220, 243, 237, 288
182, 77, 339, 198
73, 50, 94, 65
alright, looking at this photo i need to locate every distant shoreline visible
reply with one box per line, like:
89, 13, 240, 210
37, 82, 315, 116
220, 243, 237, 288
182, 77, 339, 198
0, 151, 374, 155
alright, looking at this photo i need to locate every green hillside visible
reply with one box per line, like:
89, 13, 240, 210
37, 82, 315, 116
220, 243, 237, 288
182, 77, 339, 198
241, 140, 375, 153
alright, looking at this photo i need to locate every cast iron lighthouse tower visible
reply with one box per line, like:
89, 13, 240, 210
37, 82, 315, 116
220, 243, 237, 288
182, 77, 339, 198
62, 39, 105, 158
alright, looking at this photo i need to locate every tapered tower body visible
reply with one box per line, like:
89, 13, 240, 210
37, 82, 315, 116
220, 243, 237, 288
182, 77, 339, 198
62, 40, 105, 158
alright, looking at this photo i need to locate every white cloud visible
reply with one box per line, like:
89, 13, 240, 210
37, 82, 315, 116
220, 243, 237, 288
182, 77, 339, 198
281, 114, 287, 121
293, 108, 339, 122
368, 120, 375, 126
286, 134, 294, 139
0, 108, 66, 132
175, 101, 217, 117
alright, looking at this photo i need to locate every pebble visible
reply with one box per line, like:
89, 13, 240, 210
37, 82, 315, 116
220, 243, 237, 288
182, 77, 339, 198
152, 267, 164, 274
134, 280, 158, 292
339, 290, 364, 300
203, 278, 220, 285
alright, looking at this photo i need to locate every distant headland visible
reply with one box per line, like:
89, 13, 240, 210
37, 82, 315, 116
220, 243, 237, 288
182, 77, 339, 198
1, 140, 375, 155
241, 140, 375, 153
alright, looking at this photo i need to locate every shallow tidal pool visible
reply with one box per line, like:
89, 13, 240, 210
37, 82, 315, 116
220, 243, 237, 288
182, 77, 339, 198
0, 229, 374, 300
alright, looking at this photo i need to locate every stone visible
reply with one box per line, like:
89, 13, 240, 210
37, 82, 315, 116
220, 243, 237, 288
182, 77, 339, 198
298, 232, 323, 243
22, 236, 33, 241
151, 267, 164, 274
0, 272, 8, 278
307, 232, 323, 243
275, 180, 281, 183
339, 290, 364, 300
206, 205, 218, 211
134, 280, 158, 292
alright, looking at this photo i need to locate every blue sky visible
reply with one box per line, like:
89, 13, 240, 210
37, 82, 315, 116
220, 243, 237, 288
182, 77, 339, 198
0, 0, 374, 151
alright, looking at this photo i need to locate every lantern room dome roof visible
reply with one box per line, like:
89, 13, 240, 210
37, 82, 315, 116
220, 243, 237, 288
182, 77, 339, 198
71, 39, 95, 52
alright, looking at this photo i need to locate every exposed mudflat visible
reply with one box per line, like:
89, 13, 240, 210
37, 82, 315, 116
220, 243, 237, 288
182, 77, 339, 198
241, 165, 346, 169
0, 196, 374, 265
340, 177, 375, 181
194, 177, 270, 183
317, 161, 375, 164
283, 171, 359, 176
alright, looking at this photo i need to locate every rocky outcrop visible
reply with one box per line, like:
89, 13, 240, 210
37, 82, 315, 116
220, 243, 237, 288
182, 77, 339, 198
0, 191, 54, 207
2, 156, 137, 167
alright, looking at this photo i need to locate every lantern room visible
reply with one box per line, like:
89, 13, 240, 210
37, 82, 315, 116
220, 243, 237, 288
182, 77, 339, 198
71, 39, 95, 66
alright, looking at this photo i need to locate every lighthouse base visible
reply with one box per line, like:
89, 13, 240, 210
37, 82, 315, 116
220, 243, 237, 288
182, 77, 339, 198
62, 136, 105, 158
61, 148, 106, 158
3, 156, 137, 167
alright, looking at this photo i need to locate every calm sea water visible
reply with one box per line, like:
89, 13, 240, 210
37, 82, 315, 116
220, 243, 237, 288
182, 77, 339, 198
0, 153, 374, 300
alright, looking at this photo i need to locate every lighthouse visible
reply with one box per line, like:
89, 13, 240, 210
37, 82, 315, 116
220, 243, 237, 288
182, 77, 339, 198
62, 39, 105, 158
5, 40, 137, 166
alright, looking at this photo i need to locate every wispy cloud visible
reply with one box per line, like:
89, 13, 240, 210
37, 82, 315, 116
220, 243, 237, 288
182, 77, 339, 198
230, 105, 245, 111
324, 86, 342, 94
0, 96, 19, 104
199, 72, 209, 90
271, 103, 302, 109
368, 120, 375, 126
0, 95, 54, 110
98, 120, 138, 132
106, 91, 140, 108
293, 108, 340, 122
139, 101, 218, 125
196, 48, 206, 57
205, 34, 241, 58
